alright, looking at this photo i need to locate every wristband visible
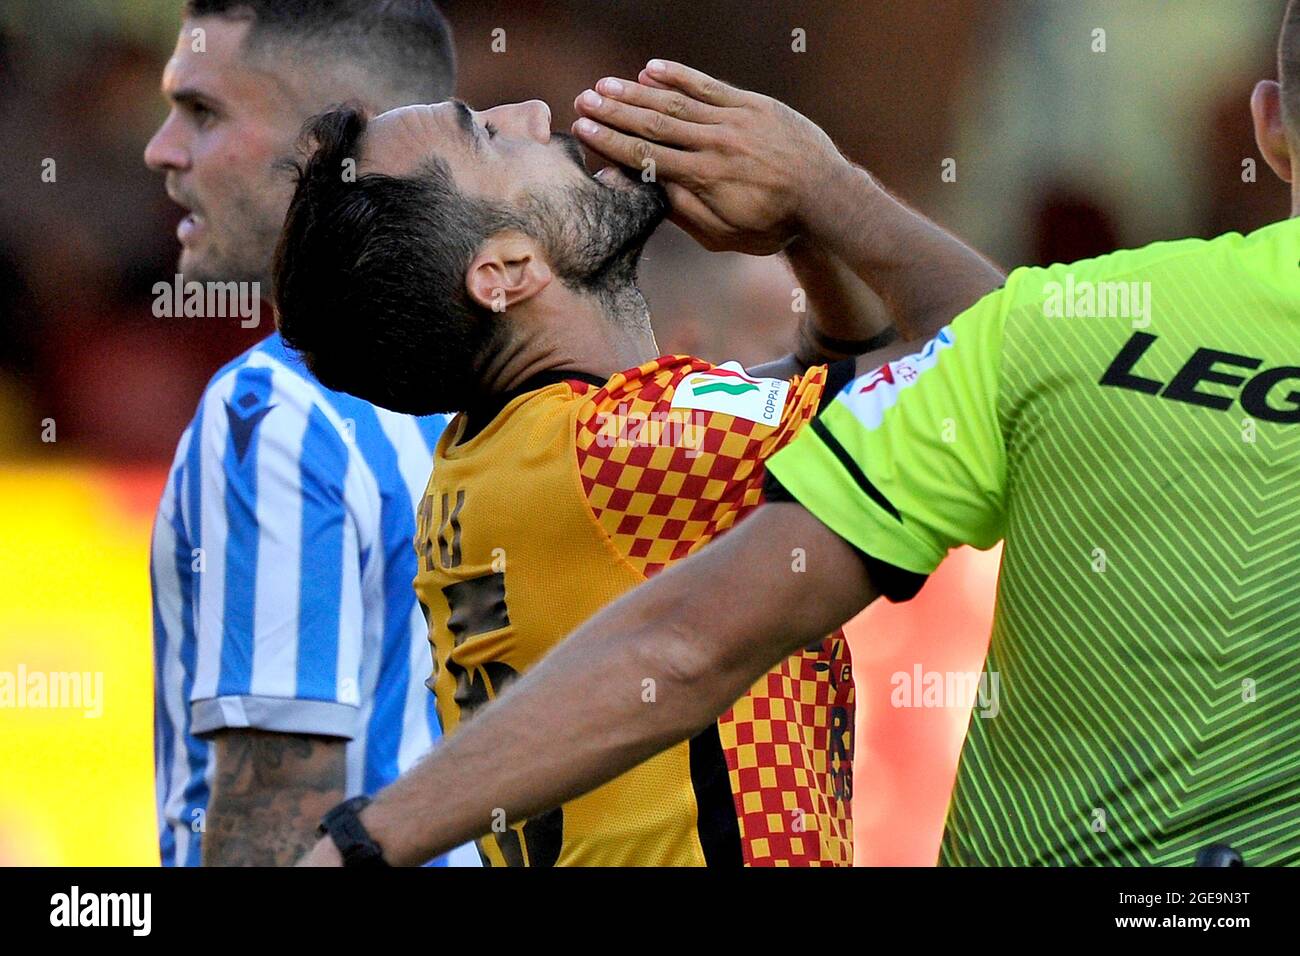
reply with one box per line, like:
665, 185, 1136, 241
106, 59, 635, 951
802, 322, 899, 357
317, 796, 389, 868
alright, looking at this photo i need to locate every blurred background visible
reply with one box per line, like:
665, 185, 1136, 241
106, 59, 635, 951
0, 0, 1289, 865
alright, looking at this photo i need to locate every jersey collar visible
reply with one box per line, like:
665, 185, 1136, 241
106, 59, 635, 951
457, 369, 610, 444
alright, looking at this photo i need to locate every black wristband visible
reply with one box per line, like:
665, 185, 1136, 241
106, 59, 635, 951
802, 322, 899, 358
317, 796, 389, 868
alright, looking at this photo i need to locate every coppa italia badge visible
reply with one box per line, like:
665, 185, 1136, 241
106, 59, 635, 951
672, 361, 790, 426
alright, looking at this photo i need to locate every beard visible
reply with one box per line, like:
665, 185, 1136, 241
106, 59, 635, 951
519, 146, 669, 296
170, 169, 291, 288
179, 234, 276, 289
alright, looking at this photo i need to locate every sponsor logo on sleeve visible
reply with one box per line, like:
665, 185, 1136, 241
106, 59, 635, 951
671, 362, 790, 426
841, 327, 954, 429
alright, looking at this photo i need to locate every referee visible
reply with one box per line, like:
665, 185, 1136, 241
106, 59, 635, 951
304, 40, 1299, 866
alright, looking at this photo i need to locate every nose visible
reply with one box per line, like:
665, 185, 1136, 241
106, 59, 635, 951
479, 100, 552, 144
144, 112, 189, 172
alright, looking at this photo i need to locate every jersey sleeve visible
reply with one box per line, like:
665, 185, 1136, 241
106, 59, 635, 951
766, 294, 1009, 592
574, 356, 826, 576
186, 361, 368, 739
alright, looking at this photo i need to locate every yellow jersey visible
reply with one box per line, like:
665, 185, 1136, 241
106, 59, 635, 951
415, 355, 854, 866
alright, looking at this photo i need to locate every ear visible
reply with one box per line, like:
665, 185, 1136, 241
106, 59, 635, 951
466, 232, 553, 314
1251, 80, 1293, 184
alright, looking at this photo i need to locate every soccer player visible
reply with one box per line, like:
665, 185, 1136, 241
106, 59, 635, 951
275, 83, 1000, 865
146, 0, 476, 866
299, 50, 1300, 868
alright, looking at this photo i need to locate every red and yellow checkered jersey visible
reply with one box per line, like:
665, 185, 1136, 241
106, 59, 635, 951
414, 355, 854, 866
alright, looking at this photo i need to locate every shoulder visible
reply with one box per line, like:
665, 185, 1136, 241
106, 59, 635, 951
579, 355, 712, 414
192, 334, 435, 456
994, 223, 1296, 319
185, 336, 372, 496
196, 334, 332, 423
574, 355, 823, 497
947, 229, 1282, 384
576, 355, 820, 440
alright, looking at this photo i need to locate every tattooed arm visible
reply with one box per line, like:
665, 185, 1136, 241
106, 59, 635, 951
202, 729, 346, 866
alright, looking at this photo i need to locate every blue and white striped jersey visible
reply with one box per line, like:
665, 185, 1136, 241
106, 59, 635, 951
151, 332, 477, 867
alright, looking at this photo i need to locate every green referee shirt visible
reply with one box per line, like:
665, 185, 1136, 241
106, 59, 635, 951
768, 217, 1300, 865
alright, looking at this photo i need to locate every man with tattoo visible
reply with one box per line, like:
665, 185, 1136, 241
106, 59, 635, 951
146, 0, 477, 866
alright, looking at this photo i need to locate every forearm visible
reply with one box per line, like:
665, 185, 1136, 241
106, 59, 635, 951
360, 605, 730, 866
204, 789, 339, 865
800, 162, 1004, 340
785, 236, 897, 361
322, 502, 874, 866
203, 729, 345, 866
749, 239, 898, 380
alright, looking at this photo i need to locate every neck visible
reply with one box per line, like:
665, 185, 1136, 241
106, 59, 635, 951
476, 284, 658, 396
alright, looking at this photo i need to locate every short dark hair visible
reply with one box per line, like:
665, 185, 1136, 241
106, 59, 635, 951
184, 0, 456, 105
273, 107, 514, 412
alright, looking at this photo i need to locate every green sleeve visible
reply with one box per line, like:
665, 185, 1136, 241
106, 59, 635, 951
766, 291, 1009, 578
